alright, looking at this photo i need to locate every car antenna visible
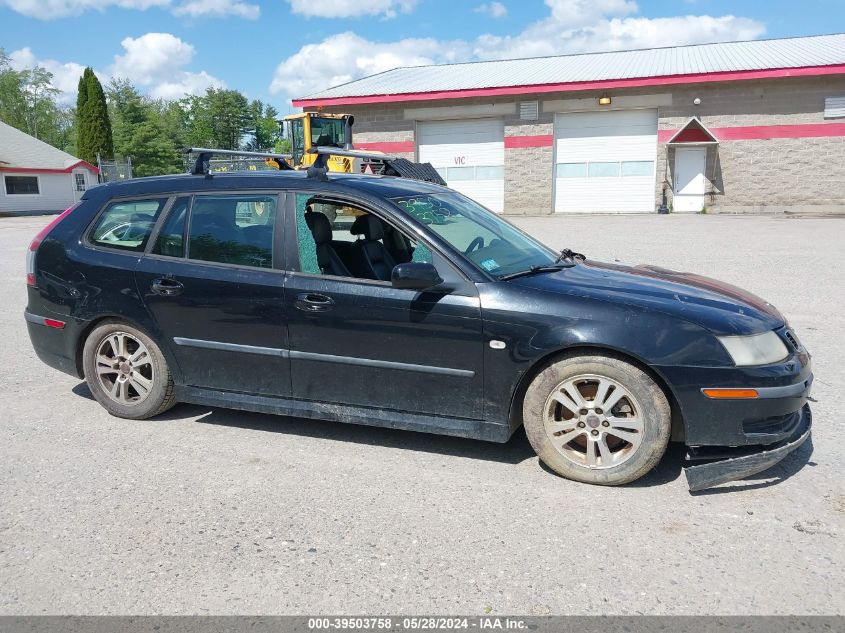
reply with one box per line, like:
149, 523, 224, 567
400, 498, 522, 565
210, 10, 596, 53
181, 147, 295, 177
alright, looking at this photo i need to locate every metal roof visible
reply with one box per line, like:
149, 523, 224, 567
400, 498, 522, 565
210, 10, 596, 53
0, 120, 87, 170
298, 33, 845, 102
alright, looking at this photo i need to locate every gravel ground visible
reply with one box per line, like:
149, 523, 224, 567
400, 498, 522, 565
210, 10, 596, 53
0, 213, 843, 615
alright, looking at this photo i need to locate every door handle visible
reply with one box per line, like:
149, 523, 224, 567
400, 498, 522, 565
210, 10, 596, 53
151, 277, 184, 297
295, 292, 334, 312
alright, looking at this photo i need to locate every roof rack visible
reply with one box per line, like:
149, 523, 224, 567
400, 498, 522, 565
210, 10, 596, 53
181, 147, 294, 176
181, 146, 446, 186
307, 146, 446, 186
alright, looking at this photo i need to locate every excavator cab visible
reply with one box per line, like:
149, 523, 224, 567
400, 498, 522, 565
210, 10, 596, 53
284, 112, 355, 172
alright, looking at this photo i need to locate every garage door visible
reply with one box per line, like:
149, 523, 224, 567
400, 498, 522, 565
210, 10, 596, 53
554, 109, 657, 213
418, 119, 504, 213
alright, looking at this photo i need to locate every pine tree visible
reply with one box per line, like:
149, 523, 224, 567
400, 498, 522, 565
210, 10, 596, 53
75, 67, 113, 164
75, 70, 90, 161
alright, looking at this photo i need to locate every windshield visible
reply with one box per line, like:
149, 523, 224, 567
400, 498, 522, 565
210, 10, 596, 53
391, 193, 556, 278
310, 117, 345, 147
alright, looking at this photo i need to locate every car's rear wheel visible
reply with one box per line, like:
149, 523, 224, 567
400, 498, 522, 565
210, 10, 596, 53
522, 354, 671, 485
82, 321, 176, 419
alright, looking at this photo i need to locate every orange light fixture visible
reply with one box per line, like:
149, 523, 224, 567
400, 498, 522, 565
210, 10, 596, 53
598, 93, 612, 106
702, 388, 759, 399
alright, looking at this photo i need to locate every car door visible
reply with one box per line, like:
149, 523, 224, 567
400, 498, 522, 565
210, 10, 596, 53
283, 191, 484, 420
135, 192, 292, 397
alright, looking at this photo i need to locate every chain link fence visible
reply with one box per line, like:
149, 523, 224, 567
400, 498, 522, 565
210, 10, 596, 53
96, 154, 133, 183
206, 158, 280, 173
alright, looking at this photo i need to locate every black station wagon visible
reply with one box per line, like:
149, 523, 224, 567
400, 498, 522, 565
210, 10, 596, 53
25, 161, 813, 490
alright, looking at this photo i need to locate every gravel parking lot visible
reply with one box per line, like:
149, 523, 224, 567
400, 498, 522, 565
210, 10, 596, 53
0, 213, 843, 615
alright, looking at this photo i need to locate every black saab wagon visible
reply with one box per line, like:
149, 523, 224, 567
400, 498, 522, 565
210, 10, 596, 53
25, 169, 812, 490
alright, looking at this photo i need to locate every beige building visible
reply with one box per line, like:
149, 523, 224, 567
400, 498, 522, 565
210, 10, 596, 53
294, 34, 845, 215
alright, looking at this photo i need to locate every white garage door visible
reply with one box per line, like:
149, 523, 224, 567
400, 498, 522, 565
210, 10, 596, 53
418, 118, 504, 213
554, 109, 657, 213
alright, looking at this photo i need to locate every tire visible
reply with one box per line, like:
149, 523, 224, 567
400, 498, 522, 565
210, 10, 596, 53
82, 320, 176, 420
522, 354, 671, 485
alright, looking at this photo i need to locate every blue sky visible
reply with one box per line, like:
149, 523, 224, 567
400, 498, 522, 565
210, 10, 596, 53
1, 0, 843, 112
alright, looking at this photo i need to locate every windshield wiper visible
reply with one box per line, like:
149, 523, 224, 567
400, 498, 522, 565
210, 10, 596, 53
499, 262, 575, 281
555, 248, 586, 264
499, 248, 586, 281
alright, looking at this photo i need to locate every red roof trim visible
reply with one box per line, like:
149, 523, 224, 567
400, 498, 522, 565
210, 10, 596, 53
659, 122, 845, 142
355, 140, 416, 153
293, 64, 845, 107
0, 160, 99, 175
505, 134, 554, 148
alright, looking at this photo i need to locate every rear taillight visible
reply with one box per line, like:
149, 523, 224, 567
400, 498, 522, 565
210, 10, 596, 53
27, 203, 79, 287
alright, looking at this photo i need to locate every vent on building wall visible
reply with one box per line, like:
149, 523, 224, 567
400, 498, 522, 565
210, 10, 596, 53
824, 96, 845, 119
519, 101, 539, 120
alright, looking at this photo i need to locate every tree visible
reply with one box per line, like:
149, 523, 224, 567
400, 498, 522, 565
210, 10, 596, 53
48, 107, 76, 154
0, 49, 28, 130
245, 99, 281, 152
107, 78, 182, 176
21, 67, 59, 139
206, 88, 251, 150
182, 93, 214, 148
127, 119, 181, 177
75, 72, 88, 156
108, 78, 146, 159
1, 49, 73, 151
275, 137, 291, 155
76, 67, 113, 164
103, 79, 283, 177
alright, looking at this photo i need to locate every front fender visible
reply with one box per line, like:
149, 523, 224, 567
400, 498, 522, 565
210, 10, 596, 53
478, 282, 730, 429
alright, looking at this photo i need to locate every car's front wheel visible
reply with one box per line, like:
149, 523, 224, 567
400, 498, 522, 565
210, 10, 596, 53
522, 354, 671, 485
82, 321, 176, 419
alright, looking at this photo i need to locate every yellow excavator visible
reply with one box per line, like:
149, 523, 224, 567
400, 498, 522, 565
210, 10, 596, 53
183, 112, 443, 184
278, 112, 444, 186
282, 112, 357, 173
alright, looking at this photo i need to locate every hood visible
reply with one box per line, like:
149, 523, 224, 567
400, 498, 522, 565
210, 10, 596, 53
510, 260, 785, 336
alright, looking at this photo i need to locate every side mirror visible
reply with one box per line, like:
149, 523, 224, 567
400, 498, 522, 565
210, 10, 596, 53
391, 262, 443, 290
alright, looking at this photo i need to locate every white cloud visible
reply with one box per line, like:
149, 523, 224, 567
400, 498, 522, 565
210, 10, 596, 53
172, 0, 259, 19
544, 0, 638, 27
112, 33, 194, 85
150, 70, 223, 99
270, 31, 467, 99
1, 0, 168, 18
286, 0, 417, 19
0, 0, 259, 19
472, 5, 765, 60
8, 47, 91, 105
9, 33, 224, 104
111, 33, 225, 97
474, 2, 507, 19
274, 0, 765, 102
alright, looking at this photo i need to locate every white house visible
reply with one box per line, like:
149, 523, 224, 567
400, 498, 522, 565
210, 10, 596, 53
0, 120, 99, 214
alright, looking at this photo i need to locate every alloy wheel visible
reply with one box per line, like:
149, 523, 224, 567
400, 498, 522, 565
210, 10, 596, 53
94, 331, 155, 406
543, 374, 644, 469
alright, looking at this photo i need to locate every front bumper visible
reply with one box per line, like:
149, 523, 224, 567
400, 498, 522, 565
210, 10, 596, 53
684, 403, 811, 491
656, 349, 812, 447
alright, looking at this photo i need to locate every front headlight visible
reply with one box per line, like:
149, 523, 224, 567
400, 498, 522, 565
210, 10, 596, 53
717, 331, 789, 366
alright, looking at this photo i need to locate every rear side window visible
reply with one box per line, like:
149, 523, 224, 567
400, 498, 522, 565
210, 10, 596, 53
91, 198, 168, 252
152, 197, 190, 258
188, 195, 277, 268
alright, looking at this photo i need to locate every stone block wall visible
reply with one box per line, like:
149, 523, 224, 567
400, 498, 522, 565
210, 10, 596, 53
307, 74, 845, 213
